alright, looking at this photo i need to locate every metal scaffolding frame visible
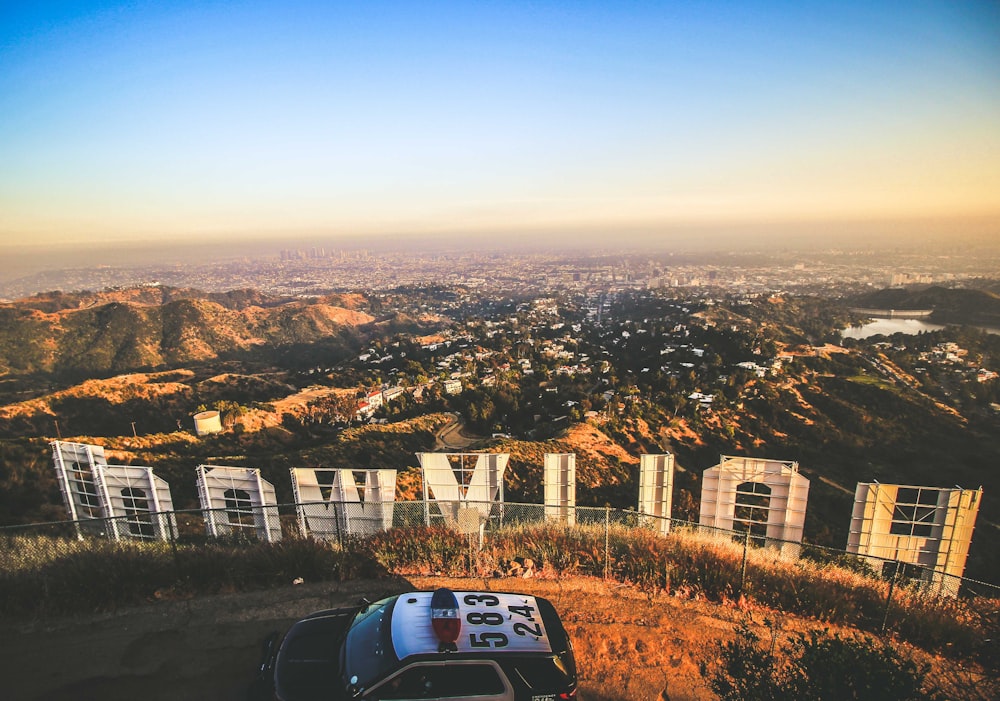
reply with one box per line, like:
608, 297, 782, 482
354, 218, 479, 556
196, 465, 281, 543
544, 453, 576, 525
847, 482, 982, 596
290, 468, 397, 538
417, 452, 508, 529
93, 464, 177, 541
699, 455, 809, 548
638, 453, 674, 535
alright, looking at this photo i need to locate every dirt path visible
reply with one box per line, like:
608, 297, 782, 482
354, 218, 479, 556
1, 578, 413, 701
1, 573, 810, 701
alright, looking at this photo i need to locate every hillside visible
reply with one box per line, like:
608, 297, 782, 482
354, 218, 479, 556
497, 424, 639, 506
2, 282, 999, 586
11, 286, 372, 313
0, 289, 378, 378
4, 574, 987, 701
851, 286, 1000, 326
3, 523, 996, 701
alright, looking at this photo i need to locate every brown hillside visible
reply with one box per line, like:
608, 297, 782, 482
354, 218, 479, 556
1, 575, 987, 701
496, 423, 638, 505
318, 292, 368, 310
563, 422, 639, 466
12, 286, 300, 313
0, 290, 375, 376
0, 370, 195, 422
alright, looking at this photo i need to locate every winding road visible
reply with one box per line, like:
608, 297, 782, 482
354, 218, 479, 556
433, 413, 487, 450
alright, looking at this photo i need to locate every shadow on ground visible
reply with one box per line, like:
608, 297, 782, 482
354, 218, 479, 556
1, 577, 414, 701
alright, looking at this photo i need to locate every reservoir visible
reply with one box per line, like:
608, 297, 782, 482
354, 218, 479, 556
842, 318, 1000, 339
841, 318, 946, 339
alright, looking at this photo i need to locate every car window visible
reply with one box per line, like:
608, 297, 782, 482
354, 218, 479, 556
366, 662, 508, 700
344, 598, 400, 689
280, 631, 340, 661
509, 655, 573, 689
274, 625, 343, 700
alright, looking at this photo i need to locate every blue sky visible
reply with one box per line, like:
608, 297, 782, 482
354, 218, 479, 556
1, 1, 998, 249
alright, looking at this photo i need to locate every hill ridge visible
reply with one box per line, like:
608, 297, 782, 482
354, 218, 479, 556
0, 287, 380, 377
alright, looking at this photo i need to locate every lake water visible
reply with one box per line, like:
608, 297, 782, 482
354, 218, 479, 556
841, 318, 946, 339
841, 318, 1000, 339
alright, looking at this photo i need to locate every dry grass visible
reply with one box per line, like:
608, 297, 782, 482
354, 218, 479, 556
407, 574, 721, 701
406, 575, 998, 701
3, 526, 996, 699
0, 370, 195, 422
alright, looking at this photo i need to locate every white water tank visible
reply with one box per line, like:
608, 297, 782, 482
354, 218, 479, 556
193, 410, 223, 436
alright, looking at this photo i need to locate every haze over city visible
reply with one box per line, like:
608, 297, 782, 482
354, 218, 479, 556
4, 6, 1000, 694
1, 0, 998, 268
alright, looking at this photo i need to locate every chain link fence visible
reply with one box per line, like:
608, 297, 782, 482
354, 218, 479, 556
3, 499, 997, 600
2, 499, 999, 663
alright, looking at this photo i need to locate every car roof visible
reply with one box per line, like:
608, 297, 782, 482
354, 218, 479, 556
390, 591, 554, 661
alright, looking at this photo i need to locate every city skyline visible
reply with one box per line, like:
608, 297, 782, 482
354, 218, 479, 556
2, 1, 999, 251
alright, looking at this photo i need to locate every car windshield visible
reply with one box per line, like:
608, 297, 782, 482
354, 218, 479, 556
343, 597, 400, 691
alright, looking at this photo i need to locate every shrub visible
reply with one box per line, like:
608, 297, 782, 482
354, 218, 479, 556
701, 619, 786, 701
364, 526, 467, 575
703, 618, 941, 701
784, 629, 937, 701
0, 536, 383, 618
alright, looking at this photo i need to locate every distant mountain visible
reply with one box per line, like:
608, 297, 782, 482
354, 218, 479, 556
850, 286, 1000, 326
0, 287, 378, 377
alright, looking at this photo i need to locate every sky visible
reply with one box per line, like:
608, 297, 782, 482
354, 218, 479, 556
1, 1, 999, 252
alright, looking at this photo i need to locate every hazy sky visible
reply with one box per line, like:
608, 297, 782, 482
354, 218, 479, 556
1, 1, 999, 250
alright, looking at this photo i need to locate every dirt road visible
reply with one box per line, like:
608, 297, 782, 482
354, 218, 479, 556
2, 578, 413, 701
433, 413, 486, 450
3, 574, 728, 701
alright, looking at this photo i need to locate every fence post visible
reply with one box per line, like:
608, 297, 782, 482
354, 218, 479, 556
881, 560, 900, 634
739, 528, 750, 595
604, 506, 610, 581
334, 502, 343, 549
168, 513, 182, 580
468, 531, 474, 578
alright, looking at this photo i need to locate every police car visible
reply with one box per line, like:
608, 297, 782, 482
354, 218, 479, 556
250, 587, 578, 701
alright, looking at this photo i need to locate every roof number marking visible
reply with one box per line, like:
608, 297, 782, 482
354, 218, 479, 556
470, 632, 509, 648
465, 595, 543, 645
392, 592, 552, 659
512, 621, 543, 639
